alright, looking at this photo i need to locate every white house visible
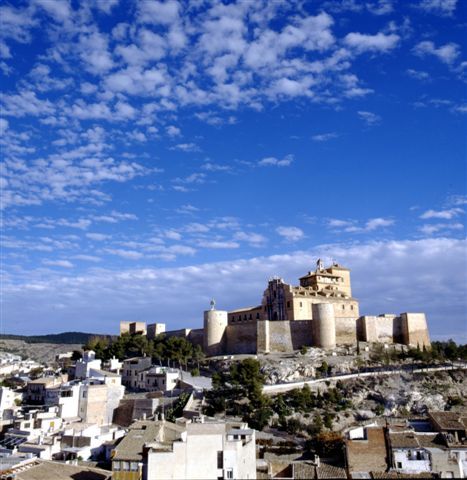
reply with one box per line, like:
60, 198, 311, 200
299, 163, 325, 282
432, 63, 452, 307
112, 419, 256, 480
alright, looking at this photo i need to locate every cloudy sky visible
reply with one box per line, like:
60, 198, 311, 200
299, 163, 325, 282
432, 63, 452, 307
1, 0, 466, 340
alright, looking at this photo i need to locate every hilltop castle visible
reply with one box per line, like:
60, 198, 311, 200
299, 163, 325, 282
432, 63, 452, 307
120, 261, 431, 356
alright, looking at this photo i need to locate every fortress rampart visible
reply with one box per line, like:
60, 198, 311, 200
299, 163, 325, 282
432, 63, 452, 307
120, 260, 431, 355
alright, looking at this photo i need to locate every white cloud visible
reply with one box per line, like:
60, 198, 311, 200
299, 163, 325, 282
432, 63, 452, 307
312, 132, 339, 142
86, 233, 110, 241
358, 110, 381, 125
43, 259, 74, 268
413, 41, 460, 65
258, 154, 294, 167
34, 0, 72, 22
137, 0, 180, 25
176, 204, 199, 214
419, 222, 464, 235
329, 217, 394, 232
201, 162, 231, 172
164, 230, 182, 241
365, 218, 395, 230
344, 32, 400, 53
366, 0, 394, 15
170, 143, 200, 152
406, 69, 431, 80
1, 90, 55, 117
173, 173, 206, 184
420, 208, 463, 219
197, 240, 240, 249
416, 0, 457, 16
166, 125, 181, 137
327, 218, 355, 228
104, 248, 144, 260
78, 30, 114, 75
72, 254, 102, 262
184, 223, 209, 233
276, 226, 304, 241
233, 231, 267, 246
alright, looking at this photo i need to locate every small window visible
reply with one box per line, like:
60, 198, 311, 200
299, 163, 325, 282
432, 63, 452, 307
396, 462, 402, 469
249, 314, 252, 320
300, 302, 302, 308
226, 469, 233, 479
113, 461, 120, 471
130, 462, 138, 471
287, 301, 290, 308
342, 305, 345, 310
256, 313, 260, 320
217, 451, 223, 469
122, 461, 129, 471
351, 305, 354, 310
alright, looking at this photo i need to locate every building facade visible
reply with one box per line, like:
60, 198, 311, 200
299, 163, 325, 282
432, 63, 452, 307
112, 419, 256, 480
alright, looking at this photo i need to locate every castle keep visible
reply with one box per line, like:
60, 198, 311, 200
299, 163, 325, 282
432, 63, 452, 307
120, 261, 431, 356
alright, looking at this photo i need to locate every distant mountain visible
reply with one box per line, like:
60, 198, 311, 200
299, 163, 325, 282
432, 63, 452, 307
0, 331, 114, 344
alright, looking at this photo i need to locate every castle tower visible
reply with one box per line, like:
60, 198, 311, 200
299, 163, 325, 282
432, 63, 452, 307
203, 299, 228, 357
312, 303, 336, 349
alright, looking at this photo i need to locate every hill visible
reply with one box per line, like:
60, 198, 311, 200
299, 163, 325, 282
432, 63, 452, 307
0, 331, 114, 345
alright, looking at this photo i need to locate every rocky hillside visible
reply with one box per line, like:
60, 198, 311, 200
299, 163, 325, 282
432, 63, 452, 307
0, 339, 83, 364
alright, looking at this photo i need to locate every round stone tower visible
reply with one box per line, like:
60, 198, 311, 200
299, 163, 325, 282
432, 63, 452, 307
312, 303, 336, 349
203, 299, 228, 357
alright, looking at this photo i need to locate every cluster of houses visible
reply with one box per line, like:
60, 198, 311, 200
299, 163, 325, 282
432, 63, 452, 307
345, 412, 467, 478
0, 349, 465, 479
0, 350, 256, 479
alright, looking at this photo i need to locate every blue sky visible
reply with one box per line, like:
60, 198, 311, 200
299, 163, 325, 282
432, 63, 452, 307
1, 0, 466, 340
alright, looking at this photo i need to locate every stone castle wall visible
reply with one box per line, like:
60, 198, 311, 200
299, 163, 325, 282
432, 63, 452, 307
226, 322, 257, 354
401, 313, 431, 347
358, 315, 410, 344
335, 317, 358, 344
257, 320, 314, 353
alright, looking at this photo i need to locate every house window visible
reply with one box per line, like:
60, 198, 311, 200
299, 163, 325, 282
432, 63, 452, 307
351, 305, 354, 310
342, 305, 345, 310
113, 461, 120, 471
256, 313, 260, 319
226, 469, 233, 479
249, 314, 252, 320
121, 461, 129, 471
287, 301, 290, 308
217, 451, 223, 469
396, 462, 402, 469
130, 462, 138, 471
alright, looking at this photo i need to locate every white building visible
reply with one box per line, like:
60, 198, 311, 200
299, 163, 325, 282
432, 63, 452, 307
390, 431, 432, 474
43, 370, 124, 426
74, 350, 102, 379
0, 387, 19, 421
112, 419, 256, 480
137, 367, 180, 392
122, 357, 152, 389
59, 422, 125, 462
